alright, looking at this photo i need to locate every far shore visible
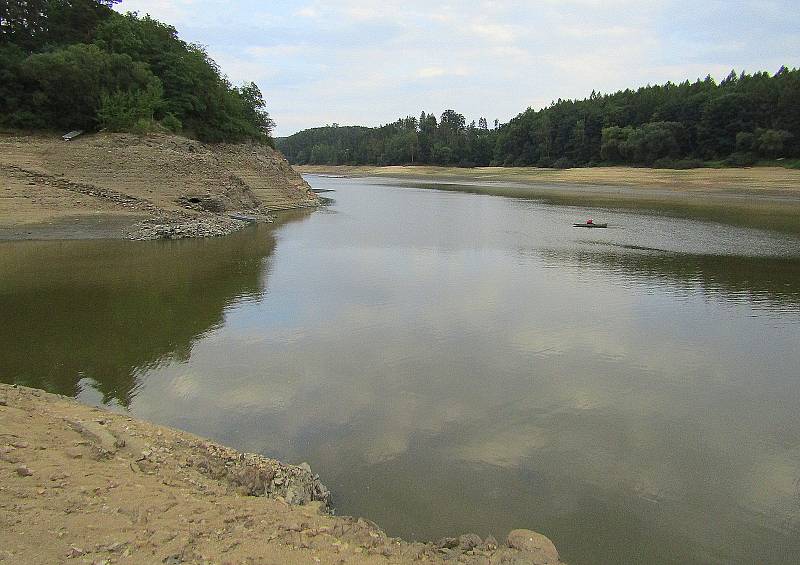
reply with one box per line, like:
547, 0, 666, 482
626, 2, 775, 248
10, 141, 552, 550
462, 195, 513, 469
297, 164, 800, 235
296, 164, 800, 194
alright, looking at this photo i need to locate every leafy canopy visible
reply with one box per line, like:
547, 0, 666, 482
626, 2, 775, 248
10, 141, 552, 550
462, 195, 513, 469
279, 68, 799, 168
0, 0, 275, 143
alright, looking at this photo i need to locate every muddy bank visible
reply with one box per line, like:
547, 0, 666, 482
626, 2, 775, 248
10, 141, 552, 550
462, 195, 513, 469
0, 132, 319, 240
0, 384, 565, 564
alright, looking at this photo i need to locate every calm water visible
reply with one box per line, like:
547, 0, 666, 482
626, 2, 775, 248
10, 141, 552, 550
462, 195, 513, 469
3, 176, 800, 564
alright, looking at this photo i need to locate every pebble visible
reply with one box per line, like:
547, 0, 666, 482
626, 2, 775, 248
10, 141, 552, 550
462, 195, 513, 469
15, 465, 33, 477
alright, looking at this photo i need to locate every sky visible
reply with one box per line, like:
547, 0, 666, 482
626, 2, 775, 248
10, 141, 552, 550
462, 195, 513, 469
115, 1, 800, 137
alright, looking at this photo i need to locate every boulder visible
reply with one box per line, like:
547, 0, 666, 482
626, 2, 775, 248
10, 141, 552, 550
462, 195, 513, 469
506, 529, 560, 564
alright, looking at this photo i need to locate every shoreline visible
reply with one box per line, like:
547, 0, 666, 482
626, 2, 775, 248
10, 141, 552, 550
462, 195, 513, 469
0, 383, 564, 564
295, 164, 800, 194
0, 132, 319, 241
297, 164, 800, 235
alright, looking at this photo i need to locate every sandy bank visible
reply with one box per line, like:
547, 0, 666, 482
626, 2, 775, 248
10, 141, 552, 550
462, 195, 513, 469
296, 164, 800, 194
0, 384, 564, 564
0, 132, 319, 240
298, 164, 800, 235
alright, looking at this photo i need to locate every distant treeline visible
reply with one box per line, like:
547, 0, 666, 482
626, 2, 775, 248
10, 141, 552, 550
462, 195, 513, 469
278, 68, 800, 168
0, 0, 274, 143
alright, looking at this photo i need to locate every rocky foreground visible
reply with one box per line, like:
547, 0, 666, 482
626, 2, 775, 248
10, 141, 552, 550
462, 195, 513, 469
0, 132, 319, 240
0, 384, 565, 564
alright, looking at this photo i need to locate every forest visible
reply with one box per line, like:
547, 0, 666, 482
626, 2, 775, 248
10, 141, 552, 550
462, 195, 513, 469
0, 0, 274, 143
278, 68, 800, 168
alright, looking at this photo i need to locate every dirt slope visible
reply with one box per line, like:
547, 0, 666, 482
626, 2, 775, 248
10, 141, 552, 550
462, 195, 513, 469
0, 132, 319, 240
0, 384, 565, 565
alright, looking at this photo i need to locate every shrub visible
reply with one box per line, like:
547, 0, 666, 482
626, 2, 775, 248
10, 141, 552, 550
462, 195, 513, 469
161, 112, 182, 132
97, 80, 163, 131
724, 152, 757, 167
652, 157, 705, 169
552, 156, 574, 169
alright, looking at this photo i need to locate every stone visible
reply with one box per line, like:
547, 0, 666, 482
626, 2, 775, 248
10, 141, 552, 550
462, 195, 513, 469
506, 530, 560, 564
435, 537, 459, 549
15, 465, 33, 477
459, 533, 483, 550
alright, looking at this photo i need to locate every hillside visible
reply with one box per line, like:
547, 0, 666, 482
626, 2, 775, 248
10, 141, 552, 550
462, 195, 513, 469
0, 132, 319, 240
277, 68, 800, 169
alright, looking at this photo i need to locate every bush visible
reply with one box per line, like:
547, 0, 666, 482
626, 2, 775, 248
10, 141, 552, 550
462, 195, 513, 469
724, 152, 757, 167
20, 43, 162, 130
97, 80, 163, 131
652, 157, 705, 169
161, 112, 182, 132
552, 156, 574, 169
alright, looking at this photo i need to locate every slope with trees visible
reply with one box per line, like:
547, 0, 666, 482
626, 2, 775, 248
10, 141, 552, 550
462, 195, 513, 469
0, 0, 274, 143
278, 68, 800, 168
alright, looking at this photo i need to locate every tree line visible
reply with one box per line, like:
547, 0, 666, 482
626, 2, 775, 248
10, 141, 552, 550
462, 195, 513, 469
0, 0, 274, 143
278, 68, 800, 168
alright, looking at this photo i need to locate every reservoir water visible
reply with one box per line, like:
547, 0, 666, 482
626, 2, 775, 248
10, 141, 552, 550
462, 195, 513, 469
2, 175, 800, 564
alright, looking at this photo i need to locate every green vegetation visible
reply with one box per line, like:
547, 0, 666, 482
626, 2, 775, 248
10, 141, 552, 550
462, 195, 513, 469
0, 0, 274, 143
278, 68, 800, 168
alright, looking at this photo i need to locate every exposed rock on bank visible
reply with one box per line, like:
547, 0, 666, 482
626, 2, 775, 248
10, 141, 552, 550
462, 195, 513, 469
0, 384, 565, 564
0, 132, 319, 240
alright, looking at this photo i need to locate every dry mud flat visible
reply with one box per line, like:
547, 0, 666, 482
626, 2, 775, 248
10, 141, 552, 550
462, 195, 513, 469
0, 132, 319, 240
0, 384, 564, 565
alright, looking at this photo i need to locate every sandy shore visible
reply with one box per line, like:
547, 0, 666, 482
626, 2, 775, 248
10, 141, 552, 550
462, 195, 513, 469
296, 164, 800, 194
0, 132, 319, 241
0, 384, 564, 564
297, 165, 800, 235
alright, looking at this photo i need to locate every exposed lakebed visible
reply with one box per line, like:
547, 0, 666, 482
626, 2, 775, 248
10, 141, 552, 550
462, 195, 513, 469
2, 175, 800, 564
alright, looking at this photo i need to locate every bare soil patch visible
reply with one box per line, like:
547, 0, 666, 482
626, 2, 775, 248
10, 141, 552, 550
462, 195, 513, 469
0, 133, 319, 240
0, 384, 564, 564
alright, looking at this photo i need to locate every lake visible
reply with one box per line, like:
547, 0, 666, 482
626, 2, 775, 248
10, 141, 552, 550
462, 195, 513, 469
2, 175, 800, 564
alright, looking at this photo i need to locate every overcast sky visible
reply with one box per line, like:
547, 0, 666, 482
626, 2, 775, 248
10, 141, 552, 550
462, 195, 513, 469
116, 1, 799, 136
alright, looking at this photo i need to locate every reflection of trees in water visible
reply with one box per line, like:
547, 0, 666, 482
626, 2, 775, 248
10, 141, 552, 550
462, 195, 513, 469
0, 215, 308, 406
540, 248, 800, 309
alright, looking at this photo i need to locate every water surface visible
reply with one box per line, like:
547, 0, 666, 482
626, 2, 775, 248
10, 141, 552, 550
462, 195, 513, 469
2, 176, 800, 565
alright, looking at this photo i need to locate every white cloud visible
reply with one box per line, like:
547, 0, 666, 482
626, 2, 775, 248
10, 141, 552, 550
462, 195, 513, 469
415, 66, 470, 79
115, 0, 800, 135
469, 22, 520, 42
295, 6, 318, 18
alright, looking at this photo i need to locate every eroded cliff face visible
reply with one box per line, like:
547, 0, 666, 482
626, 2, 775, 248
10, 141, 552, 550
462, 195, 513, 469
0, 132, 319, 239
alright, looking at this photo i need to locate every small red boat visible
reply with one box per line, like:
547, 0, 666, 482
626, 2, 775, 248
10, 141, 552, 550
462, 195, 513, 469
573, 219, 608, 228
